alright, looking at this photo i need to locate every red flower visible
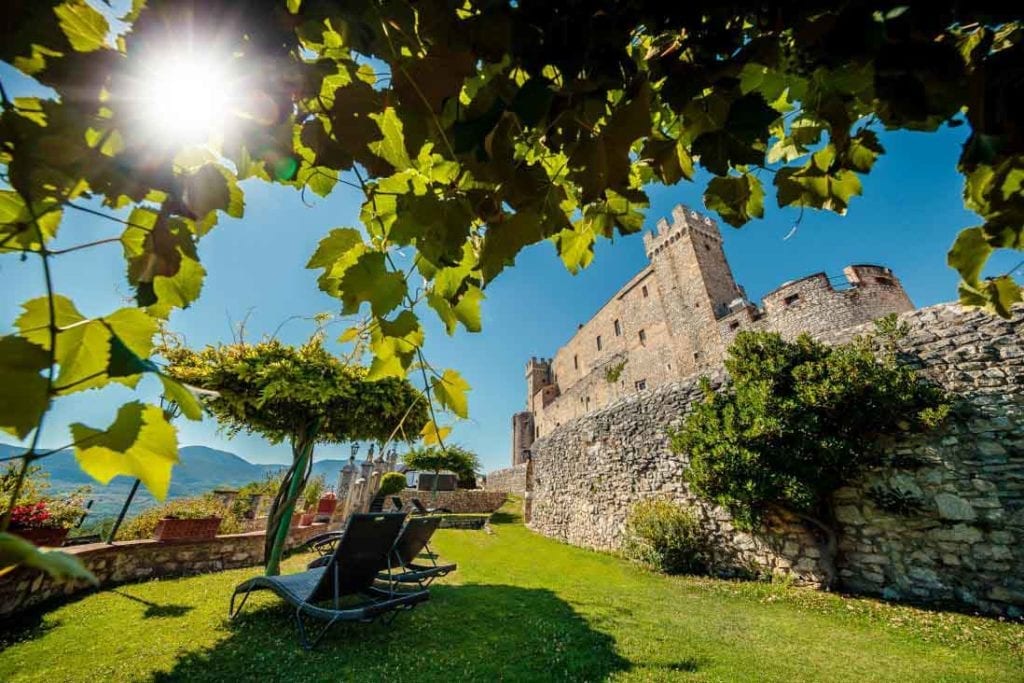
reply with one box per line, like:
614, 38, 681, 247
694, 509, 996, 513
10, 501, 52, 529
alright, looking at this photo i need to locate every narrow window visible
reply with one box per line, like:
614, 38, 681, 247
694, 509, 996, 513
638, 329, 646, 345
784, 293, 800, 306
693, 351, 701, 361
596, 335, 602, 351
729, 321, 740, 331
641, 285, 649, 298
573, 355, 578, 370
614, 319, 621, 336
635, 380, 646, 391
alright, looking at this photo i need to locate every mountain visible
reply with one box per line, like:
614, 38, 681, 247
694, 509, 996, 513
0, 443, 347, 518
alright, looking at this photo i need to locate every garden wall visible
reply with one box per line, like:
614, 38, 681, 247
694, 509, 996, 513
485, 463, 528, 495
527, 303, 1024, 617
394, 489, 507, 514
0, 523, 330, 618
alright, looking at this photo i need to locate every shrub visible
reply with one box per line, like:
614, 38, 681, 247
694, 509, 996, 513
302, 474, 327, 511
622, 499, 711, 575
117, 496, 241, 541
2, 463, 89, 529
378, 471, 407, 497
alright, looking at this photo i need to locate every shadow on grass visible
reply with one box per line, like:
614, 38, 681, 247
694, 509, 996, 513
151, 583, 629, 682
111, 589, 194, 619
489, 510, 522, 525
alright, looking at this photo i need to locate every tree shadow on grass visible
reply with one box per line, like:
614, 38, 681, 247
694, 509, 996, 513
151, 583, 630, 682
111, 589, 194, 619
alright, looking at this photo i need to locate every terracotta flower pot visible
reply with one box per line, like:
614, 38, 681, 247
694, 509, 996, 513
299, 512, 316, 526
154, 517, 221, 542
316, 494, 338, 515
14, 526, 69, 547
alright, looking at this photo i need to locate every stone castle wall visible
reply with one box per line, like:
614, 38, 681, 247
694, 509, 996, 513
486, 463, 529, 495
526, 303, 1024, 617
521, 204, 915, 452
393, 489, 508, 514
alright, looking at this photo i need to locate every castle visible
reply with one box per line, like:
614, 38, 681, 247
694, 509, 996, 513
511, 203, 914, 465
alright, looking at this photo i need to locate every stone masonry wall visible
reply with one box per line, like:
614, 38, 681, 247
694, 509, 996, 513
394, 489, 507, 514
528, 303, 1024, 616
0, 523, 330, 618
486, 463, 529, 495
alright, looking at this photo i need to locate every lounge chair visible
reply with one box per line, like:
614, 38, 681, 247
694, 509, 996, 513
308, 516, 457, 585
390, 496, 404, 511
384, 516, 456, 587
229, 512, 429, 649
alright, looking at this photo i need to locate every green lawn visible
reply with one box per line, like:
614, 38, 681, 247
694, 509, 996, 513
2, 505, 1022, 682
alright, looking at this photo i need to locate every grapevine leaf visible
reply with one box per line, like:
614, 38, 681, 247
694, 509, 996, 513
947, 226, 991, 284
158, 374, 204, 421
452, 285, 484, 333
0, 336, 50, 439
368, 108, 412, 170
432, 369, 471, 419
420, 420, 452, 446
336, 252, 406, 317
704, 174, 765, 227
0, 533, 97, 584
0, 191, 62, 250
70, 401, 179, 501
54, 0, 109, 52
479, 210, 548, 283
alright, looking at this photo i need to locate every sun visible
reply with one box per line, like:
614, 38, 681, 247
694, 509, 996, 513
132, 50, 239, 146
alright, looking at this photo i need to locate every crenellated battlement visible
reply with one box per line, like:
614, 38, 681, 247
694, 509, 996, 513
643, 204, 722, 259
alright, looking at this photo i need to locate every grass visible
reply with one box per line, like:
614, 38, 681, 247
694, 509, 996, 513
1, 504, 1022, 682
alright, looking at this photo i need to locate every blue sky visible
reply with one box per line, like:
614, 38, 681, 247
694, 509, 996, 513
2, 62, 1019, 474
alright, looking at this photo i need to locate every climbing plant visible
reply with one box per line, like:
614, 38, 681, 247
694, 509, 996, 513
162, 337, 427, 575
670, 329, 951, 586
1, 1, 1022, 575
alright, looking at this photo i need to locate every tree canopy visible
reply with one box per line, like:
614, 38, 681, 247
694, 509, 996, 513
1, 0, 1022, 575
162, 338, 429, 446
403, 444, 480, 488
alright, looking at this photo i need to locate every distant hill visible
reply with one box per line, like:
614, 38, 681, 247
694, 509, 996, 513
0, 443, 346, 518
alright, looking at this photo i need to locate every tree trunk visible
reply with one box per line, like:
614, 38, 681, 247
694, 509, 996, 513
264, 422, 319, 576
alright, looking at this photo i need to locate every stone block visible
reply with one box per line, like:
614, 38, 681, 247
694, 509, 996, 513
934, 493, 976, 521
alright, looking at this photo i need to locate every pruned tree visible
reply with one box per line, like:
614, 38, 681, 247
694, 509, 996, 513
403, 445, 481, 491
671, 329, 950, 586
163, 337, 427, 575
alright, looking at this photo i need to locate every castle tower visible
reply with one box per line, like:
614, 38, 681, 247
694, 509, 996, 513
643, 204, 745, 374
511, 411, 535, 466
525, 357, 555, 412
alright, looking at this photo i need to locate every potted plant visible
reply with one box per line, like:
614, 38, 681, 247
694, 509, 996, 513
3, 463, 89, 546
152, 498, 225, 541
299, 475, 326, 526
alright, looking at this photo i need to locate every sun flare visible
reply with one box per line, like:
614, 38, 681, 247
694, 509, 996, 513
133, 51, 238, 145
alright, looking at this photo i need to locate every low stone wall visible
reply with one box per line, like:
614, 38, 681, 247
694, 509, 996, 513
394, 489, 507, 514
528, 303, 1024, 617
486, 463, 528, 495
0, 523, 331, 618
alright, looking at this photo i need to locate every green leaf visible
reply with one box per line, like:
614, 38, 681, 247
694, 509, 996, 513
71, 402, 180, 501
0, 191, 62, 250
0, 336, 50, 439
158, 374, 204, 421
846, 130, 885, 173
479, 210, 548, 283
0, 533, 97, 584
367, 310, 424, 379
337, 252, 407, 317
432, 369, 471, 419
149, 256, 206, 319
774, 146, 862, 214
369, 108, 412, 170
104, 308, 158, 359
703, 174, 765, 227
554, 223, 597, 274
306, 228, 366, 295
947, 227, 991, 284
182, 165, 244, 220
17, 296, 112, 394
54, 0, 109, 52
420, 420, 452, 446
452, 285, 484, 333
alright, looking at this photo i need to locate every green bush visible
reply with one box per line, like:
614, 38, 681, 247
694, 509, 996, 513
378, 471, 407, 497
117, 496, 242, 541
622, 499, 711, 575
302, 474, 327, 511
